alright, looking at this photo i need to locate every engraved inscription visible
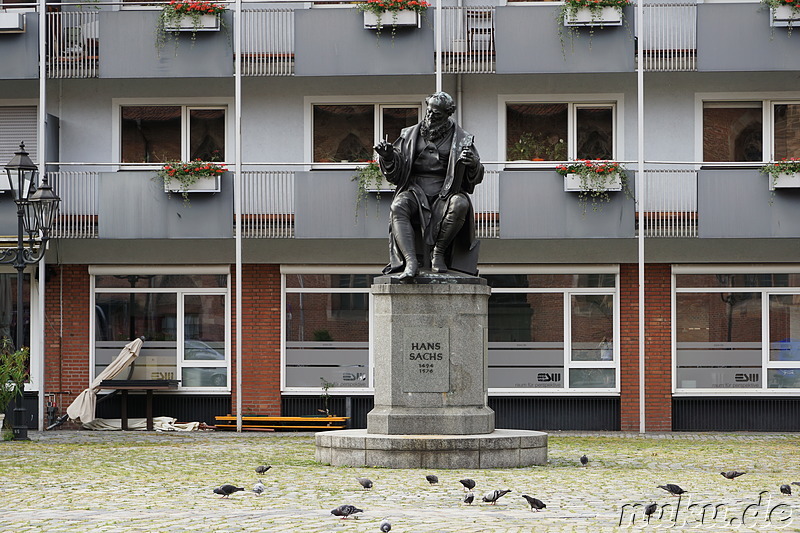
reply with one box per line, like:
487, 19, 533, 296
403, 327, 449, 393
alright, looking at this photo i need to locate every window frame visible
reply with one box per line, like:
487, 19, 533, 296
112, 97, 233, 170
304, 95, 425, 170
498, 93, 624, 168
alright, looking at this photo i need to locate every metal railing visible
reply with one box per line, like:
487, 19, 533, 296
640, 3, 697, 72
240, 170, 295, 238
240, 9, 294, 77
638, 169, 697, 237
47, 11, 99, 79
49, 171, 100, 238
471, 169, 499, 239
440, 6, 495, 74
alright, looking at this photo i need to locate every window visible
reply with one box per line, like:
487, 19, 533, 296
701, 99, 800, 163
120, 105, 226, 163
92, 270, 230, 390
311, 103, 421, 163
0, 106, 37, 166
675, 269, 800, 392
505, 101, 617, 162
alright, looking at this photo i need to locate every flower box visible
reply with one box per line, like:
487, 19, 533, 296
770, 5, 800, 27
164, 174, 221, 193
164, 13, 220, 32
563, 7, 623, 27
769, 172, 800, 191
363, 10, 421, 29
564, 173, 623, 192
0, 13, 25, 33
366, 176, 395, 192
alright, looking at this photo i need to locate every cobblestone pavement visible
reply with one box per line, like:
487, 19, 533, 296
2, 430, 800, 532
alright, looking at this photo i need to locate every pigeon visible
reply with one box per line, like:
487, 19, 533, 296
459, 478, 476, 491
331, 504, 363, 519
781, 484, 792, 495
463, 492, 474, 505
425, 474, 439, 485
521, 494, 546, 511
379, 518, 392, 532
213, 484, 244, 498
721, 471, 746, 479
792, 482, 800, 487
255, 465, 271, 475
356, 477, 373, 490
644, 502, 658, 522
657, 484, 686, 497
580, 454, 589, 467
252, 480, 266, 496
482, 489, 512, 505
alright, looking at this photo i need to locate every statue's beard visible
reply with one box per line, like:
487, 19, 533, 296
421, 117, 452, 144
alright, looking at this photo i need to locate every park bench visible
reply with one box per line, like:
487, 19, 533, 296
214, 415, 349, 431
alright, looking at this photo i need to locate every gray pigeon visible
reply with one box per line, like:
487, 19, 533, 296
521, 494, 546, 511
644, 502, 658, 522
657, 484, 686, 496
792, 482, 800, 488
213, 484, 244, 498
482, 489, 512, 505
781, 484, 792, 495
255, 465, 271, 474
463, 492, 474, 505
331, 504, 363, 519
459, 478, 476, 491
357, 477, 373, 490
379, 518, 392, 532
252, 480, 266, 496
425, 474, 439, 485
580, 454, 588, 466
721, 471, 746, 479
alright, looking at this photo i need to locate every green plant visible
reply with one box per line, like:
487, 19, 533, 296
762, 0, 800, 35
556, 160, 630, 215
356, 0, 430, 41
156, 158, 227, 206
155, 0, 227, 56
558, 0, 630, 55
508, 132, 567, 161
352, 160, 392, 220
319, 378, 333, 416
0, 339, 29, 429
760, 157, 800, 189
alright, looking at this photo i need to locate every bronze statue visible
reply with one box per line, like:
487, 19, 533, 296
375, 91, 484, 279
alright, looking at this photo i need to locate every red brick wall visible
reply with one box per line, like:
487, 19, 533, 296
620, 263, 672, 431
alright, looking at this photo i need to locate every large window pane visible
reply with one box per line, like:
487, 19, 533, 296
702, 102, 762, 162
313, 105, 374, 163
576, 107, 613, 160
506, 103, 568, 161
769, 294, 800, 362
121, 106, 181, 163
95, 274, 226, 289
485, 273, 615, 289
189, 109, 225, 161
285, 273, 379, 289
182, 367, 227, 387
773, 104, 800, 160
676, 292, 762, 389
184, 295, 225, 361
571, 295, 614, 361
382, 107, 418, 144
569, 368, 615, 388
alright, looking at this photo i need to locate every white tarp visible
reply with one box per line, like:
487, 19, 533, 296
66, 337, 144, 424
82, 416, 200, 432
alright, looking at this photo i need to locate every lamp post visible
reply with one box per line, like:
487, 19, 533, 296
1, 142, 60, 440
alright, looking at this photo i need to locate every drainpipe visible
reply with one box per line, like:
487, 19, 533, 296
234, 0, 243, 432
37, 0, 47, 432
636, 0, 645, 434
435, 0, 441, 91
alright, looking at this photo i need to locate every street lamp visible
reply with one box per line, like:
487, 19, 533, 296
1, 142, 60, 440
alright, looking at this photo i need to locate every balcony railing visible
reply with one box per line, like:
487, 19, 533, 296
47, 11, 99, 79
240, 170, 295, 238
638, 169, 698, 237
240, 8, 294, 76
440, 6, 495, 74
640, 3, 697, 72
49, 171, 100, 238
471, 169, 499, 239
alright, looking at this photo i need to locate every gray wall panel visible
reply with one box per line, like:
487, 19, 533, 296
495, 6, 634, 74
98, 11, 233, 78
98, 171, 233, 239
499, 170, 635, 238
0, 13, 38, 79
294, 171, 390, 238
294, 9, 434, 76
697, 4, 800, 71
698, 169, 800, 238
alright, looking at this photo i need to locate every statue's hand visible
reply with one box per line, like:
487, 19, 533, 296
458, 148, 478, 168
374, 141, 394, 162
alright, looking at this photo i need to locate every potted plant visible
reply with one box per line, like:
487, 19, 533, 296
508, 132, 567, 162
155, 0, 227, 55
356, 0, 430, 41
556, 159, 630, 214
156, 158, 227, 205
352, 160, 393, 219
760, 157, 800, 190
0, 341, 29, 433
561, 0, 629, 27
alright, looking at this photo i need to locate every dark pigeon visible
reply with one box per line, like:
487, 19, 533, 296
255, 465, 271, 474
331, 504, 363, 519
425, 474, 439, 485
644, 502, 658, 522
357, 477, 373, 490
213, 484, 244, 498
781, 484, 792, 495
482, 489, 512, 505
721, 471, 746, 479
792, 482, 800, 488
463, 492, 474, 505
521, 494, 546, 511
657, 484, 686, 497
580, 454, 588, 467
379, 518, 392, 532
459, 478, 476, 491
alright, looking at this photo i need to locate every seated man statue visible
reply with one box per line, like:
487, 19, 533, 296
374, 91, 484, 280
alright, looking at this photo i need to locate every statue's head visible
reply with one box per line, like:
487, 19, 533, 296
425, 92, 456, 118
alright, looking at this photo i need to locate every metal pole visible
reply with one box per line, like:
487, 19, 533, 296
37, 0, 47, 433
636, 0, 646, 434
234, 0, 243, 432
435, 0, 441, 91
12, 203, 29, 440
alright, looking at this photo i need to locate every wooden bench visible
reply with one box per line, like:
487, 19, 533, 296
214, 415, 349, 431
